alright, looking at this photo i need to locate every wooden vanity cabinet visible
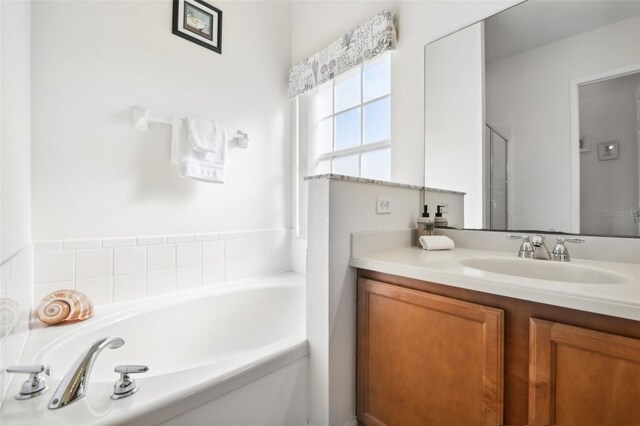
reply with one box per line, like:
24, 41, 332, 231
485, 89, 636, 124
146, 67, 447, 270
357, 278, 504, 426
357, 270, 640, 426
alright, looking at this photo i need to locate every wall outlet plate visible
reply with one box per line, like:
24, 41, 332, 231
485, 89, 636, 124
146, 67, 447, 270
376, 197, 391, 214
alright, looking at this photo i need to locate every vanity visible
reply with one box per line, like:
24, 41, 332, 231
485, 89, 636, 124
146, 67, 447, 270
350, 236, 640, 426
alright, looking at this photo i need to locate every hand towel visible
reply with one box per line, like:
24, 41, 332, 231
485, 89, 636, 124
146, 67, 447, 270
419, 235, 455, 251
187, 117, 217, 155
172, 118, 227, 183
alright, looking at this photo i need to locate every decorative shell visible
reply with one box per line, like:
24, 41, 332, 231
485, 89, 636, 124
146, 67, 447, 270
36, 289, 94, 326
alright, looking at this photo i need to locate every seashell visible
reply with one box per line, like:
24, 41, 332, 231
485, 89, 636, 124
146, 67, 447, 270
36, 289, 94, 326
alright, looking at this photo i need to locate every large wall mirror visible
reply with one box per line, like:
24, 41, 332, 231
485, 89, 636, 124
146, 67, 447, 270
425, 0, 640, 237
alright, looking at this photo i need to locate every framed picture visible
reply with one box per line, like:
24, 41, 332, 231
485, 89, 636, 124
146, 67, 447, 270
172, 0, 222, 54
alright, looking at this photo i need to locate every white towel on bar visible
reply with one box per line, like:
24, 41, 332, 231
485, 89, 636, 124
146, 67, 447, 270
187, 117, 217, 155
171, 118, 227, 183
419, 235, 455, 251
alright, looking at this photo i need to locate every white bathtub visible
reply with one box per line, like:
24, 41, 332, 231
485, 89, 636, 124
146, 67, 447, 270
1, 272, 308, 425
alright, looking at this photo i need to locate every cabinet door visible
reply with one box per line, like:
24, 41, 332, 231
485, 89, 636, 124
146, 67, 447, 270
529, 318, 640, 426
357, 278, 504, 426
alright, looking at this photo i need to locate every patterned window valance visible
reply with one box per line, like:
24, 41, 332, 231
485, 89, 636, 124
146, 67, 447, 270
288, 10, 397, 99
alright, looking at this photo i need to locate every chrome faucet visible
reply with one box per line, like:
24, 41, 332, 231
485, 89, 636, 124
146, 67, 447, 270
551, 237, 585, 262
48, 336, 124, 409
507, 234, 534, 258
531, 235, 551, 260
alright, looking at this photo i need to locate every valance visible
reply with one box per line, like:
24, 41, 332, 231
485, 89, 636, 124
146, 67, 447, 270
288, 10, 396, 99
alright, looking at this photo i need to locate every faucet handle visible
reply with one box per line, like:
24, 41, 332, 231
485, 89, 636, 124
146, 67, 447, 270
507, 234, 534, 258
112, 365, 149, 400
552, 237, 585, 262
6, 365, 51, 400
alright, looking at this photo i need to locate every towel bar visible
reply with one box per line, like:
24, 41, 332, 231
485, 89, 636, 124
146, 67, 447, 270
131, 106, 249, 149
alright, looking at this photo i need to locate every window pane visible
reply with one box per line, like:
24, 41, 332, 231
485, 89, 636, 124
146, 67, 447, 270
335, 69, 361, 112
363, 53, 391, 102
315, 158, 331, 175
314, 81, 333, 118
317, 118, 333, 154
335, 108, 361, 150
363, 97, 391, 144
333, 154, 359, 177
361, 148, 391, 181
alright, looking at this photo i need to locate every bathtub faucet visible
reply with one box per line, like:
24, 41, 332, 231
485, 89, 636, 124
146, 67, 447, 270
48, 336, 125, 409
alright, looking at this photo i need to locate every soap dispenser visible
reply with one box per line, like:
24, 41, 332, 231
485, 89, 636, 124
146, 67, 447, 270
417, 205, 434, 237
434, 205, 448, 228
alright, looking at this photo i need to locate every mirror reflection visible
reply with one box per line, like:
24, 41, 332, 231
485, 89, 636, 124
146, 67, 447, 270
425, 0, 640, 237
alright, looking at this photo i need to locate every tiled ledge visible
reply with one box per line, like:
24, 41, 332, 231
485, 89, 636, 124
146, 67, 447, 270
32, 229, 292, 308
304, 173, 467, 195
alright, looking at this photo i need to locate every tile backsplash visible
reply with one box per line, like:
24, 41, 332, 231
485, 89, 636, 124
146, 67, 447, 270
33, 229, 292, 307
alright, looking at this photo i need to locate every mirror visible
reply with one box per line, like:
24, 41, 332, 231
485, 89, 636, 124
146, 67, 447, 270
424, 0, 640, 237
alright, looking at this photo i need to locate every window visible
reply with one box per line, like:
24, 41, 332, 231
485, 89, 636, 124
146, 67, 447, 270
307, 52, 391, 181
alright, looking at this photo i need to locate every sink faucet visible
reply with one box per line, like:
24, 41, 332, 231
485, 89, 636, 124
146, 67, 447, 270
48, 336, 124, 409
531, 235, 551, 260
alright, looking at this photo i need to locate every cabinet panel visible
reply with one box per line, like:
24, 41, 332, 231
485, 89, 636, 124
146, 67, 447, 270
357, 278, 504, 426
529, 318, 640, 426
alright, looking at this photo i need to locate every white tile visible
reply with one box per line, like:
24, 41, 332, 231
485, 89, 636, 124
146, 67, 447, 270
194, 233, 218, 241
202, 262, 225, 285
239, 230, 262, 238
62, 239, 102, 250
177, 242, 202, 267
147, 244, 176, 271
75, 277, 113, 306
225, 239, 245, 261
33, 241, 62, 252
264, 254, 290, 275
137, 236, 167, 246
245, 237, 264, 258
114, 246, 146, 275
113, 273, 146, 302
202, 240, 225, 264
218, 232, 239, 240
177, 266, 201, 290
225, 260, 245, 282
76, 249, 113, 280
34, 251, 75, 284
245, 257, 265, 278
262, 229, 281, 236
102, 237, 137, 248
147, 269, 176, 297
263, 235, 283, 256
168, 234, 194, 243
33, 282, 74, 305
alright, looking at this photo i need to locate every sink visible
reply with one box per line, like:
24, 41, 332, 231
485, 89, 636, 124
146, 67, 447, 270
459, 257, 627, 284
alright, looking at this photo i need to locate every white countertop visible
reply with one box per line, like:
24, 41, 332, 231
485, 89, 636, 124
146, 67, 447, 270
350, 246, 640, 321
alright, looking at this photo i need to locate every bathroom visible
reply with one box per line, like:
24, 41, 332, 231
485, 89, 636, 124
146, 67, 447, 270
1, 0, 639, 425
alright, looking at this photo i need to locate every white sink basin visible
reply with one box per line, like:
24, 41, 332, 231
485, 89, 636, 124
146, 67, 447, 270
459, 257, 628, 284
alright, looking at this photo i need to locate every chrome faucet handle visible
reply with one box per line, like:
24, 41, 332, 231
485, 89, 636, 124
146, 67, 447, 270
507, 234, 534, 258
112, 365, 149, 400
6, 365, 51, 400
552, 237, 585, 262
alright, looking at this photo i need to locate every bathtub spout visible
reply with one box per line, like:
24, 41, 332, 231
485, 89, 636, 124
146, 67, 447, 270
48, 336, 125, 409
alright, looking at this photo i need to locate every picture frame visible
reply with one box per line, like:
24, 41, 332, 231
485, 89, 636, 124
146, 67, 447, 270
172, 0, 222, 54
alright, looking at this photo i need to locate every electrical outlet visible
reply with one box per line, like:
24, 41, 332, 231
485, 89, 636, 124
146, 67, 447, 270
376, 197, 392, 214
440, 202, 449, 214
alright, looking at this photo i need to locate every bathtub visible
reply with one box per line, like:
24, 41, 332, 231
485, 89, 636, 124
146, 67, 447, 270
0, 272, 308, 425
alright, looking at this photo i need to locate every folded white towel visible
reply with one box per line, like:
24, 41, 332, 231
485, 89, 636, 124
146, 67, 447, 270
419, 235, 455, 251
187, 117, 217, 155
172, 118, 227, 183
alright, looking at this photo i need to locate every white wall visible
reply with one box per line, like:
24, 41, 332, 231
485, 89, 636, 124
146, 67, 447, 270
0, 0, 33, 404
486, 15, 640, 232
291, 1, 517, 188
1, 0, 31, 262
31, 0, 292, 241
580, 73, 640, 236
425, 22, 484, 229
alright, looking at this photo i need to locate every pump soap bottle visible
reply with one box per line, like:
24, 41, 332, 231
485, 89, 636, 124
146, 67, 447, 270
435, 205, 448, 228
417, 205, 434, 237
